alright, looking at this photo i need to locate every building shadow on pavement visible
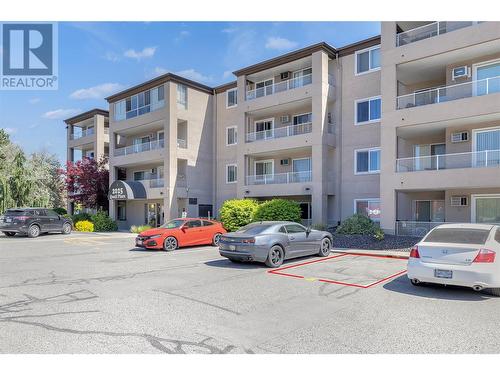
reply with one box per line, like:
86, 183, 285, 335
383, 275, 495, 301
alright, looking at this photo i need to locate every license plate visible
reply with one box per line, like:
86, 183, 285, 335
6, 218, 12, 223
229, 245, 236, 251
136, 240, 143, 246
435, 269, 453, 279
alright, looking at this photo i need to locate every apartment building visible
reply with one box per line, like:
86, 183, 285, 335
65, 21, 500, 234
64, 108, 110, 214
104, 74, 214, 230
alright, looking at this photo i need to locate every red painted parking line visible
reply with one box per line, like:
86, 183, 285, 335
268, 253, 407, 288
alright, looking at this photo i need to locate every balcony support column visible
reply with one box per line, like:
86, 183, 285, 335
94, 114, 106, 161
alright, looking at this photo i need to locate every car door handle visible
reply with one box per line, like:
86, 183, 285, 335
290, 236, 295, 240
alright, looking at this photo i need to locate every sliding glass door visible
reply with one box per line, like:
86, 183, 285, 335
474, 128, 500, 167
473, 195, 500, 224
475, 60, 500, 96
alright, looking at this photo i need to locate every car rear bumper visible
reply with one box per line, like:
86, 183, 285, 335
407, 258, 500, 289
0, 223, 28, 234
219, 243, 269, 262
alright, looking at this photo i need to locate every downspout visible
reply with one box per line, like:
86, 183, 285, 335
335, 51, 343, 226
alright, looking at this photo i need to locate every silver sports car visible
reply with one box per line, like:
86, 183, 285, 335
219, 221, 333, 267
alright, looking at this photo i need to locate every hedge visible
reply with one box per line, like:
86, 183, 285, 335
219, 199, 259, 232
253, 199, 302, 223
335, 214, 376, 235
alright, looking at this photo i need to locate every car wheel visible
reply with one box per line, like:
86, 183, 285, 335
318, 237, 331, 257
163, 236, 178, 251
212, 233, 222, 246
265, 245, 284, 268
62, 223, 72, 235
486, 288, 500, 296
3, 232, 16, 237
410, 279, 424, 287
27, 225, 40, 238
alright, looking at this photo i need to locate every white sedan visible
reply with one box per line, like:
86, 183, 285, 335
407, 223, 500, 295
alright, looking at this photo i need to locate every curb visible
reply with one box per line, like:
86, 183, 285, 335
332, 248, 409, 259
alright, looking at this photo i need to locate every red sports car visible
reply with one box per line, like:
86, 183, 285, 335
135, 218, 227, 251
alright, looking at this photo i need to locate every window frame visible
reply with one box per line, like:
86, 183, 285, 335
353, 198, 381, 222
226, 88, 238, 109
177, 84, 188, 109
354, 147, 381, 175
226, 126, 238, 146
355, 45, 381, 76
355, 96, 381, 125
226, 163, 238, 184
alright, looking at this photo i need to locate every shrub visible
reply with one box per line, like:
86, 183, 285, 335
219, 199, 259, 232
312, 223, 328, 231
253, 199, 302, 223
75, 220, 94, 232
130, 225, 153, 234
91, 211, 118, 232
53, 207, 67, 215
373, 228, 385, 241
72, 212, 92, 224
335, 214, 376, 235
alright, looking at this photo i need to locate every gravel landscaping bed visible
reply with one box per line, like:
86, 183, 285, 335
331, 234, 421, 251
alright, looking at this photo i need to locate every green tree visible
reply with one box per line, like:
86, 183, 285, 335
8, 152, 31, 207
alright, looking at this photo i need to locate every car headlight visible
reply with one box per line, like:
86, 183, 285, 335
149, 234, 162, 239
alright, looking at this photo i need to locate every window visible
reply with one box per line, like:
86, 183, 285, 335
355, 45, 380, 75
134, 171, 145, 181
226, 126, 237, 145
284, 224, 306, 233
189, 198, 198, 205
177, 84, 187, 109
186, 220, 202, 228
355, 148, 380, 174
116, 85, 164, 121
424, 228, 490, 245
199, 205, 214, 218
202, 220, 214, 226
278, 226, 287, 234
226, 164, 237, 183
293, 113, 312, 125
356, 97, 381, 124
114, 100, 126, 121
226, 88, 238, 108
355, 199, 381, 222
117, 201, 126, 221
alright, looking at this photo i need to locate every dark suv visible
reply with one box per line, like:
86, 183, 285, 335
0, 208, 73, 238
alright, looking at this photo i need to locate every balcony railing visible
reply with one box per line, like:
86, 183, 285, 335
177, 138, 187, 149
246, 122, 312, 143
114, 139, 164, 157
246, 74, 312, 101
395, 221, 445, 237
396, 75, 500, 110
246, 171, 312, 185
70, 128, 94, 140
396, 21, 478, 47
149, 179, 164, 188
396, 149, 500, 172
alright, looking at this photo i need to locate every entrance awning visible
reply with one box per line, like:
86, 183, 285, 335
109, 180, 147, 200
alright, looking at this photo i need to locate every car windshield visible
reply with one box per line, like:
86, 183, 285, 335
424, 228, 491, 245
161, 219, 185, 229
5, 210, 26, 216
235, 224, 271, 235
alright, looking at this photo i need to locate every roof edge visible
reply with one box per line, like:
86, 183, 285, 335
64, 108, 109, 125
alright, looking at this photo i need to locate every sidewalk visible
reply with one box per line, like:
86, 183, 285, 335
332, 248, 409, 259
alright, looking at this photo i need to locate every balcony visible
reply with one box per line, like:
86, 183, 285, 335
246, 74, 312, 101
114, 139, 164, 157
396, 21, 478, 47
395, 221, 445, 237
177, 139, 187, 149
396, 75, 500, 110
245, 122, 312, 143
396, 149, 500, 172
246, 171, 312, 186
70, 127, 94, 140
149, 179, 164, 188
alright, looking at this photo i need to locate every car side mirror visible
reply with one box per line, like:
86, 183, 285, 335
306, 226, 311, 235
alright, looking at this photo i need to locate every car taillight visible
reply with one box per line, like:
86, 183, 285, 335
473, 249, 496, 263
242, 238, 255, 244
409, 245, 420, 258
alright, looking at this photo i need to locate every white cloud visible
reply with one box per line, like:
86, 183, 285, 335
265, 37, 298, 51
4, 127, 17, 135
42, 109, 81, 120
221, 27, 236, 34
223, 70, 233, 80
174, 30, 190, 43
175, 69, 213, 83
152, 67, 169, 77
70, 83, 124, 100
29, 98, 40, 104
123, 46, 157, 61
104, 51, 120, 62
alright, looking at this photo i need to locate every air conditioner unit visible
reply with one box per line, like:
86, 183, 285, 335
452, 66, 469, 80
450, 196, 468, 207
280, 115, 290, 124
280, 158, 290, 166
280, 72, 290, 80
451, 131, 469, 143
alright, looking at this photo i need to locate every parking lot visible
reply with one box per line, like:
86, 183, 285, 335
1, 232, 500, 354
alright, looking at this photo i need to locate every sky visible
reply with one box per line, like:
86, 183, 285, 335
0, 21, 380, 164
